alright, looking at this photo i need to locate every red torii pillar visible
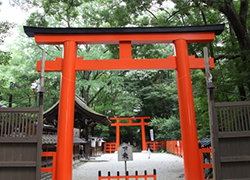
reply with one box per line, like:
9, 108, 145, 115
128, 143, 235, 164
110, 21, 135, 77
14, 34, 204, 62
24, 24, 224, 180
110, 116, 150, 151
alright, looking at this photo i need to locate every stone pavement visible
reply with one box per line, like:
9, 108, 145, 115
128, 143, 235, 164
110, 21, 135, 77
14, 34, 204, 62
73, 152, 185, 180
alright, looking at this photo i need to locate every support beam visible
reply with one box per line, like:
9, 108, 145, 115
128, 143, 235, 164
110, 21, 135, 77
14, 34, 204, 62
34, 32, 216, 45
174, 39, 202, 180
37, 56, 214, 71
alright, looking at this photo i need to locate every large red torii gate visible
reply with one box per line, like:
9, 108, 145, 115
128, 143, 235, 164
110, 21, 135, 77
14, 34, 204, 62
110, 116, 150, 151
24, 24, 224, 180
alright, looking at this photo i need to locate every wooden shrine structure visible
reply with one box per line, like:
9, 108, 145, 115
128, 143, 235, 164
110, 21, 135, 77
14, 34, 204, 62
42, 94, 109, 158
24, 24, 224, 180
110, 116, 150, 151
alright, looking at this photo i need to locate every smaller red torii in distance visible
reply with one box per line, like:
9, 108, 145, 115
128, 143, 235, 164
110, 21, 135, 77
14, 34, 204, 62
110, 116, 150, 151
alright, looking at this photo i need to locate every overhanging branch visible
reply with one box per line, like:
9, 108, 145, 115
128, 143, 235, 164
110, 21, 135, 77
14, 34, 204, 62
214, 54, 240, 60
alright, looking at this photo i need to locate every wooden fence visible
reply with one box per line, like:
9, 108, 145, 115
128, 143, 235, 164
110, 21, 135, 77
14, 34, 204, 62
0, 108, 43, 180
208, 99, 250, 180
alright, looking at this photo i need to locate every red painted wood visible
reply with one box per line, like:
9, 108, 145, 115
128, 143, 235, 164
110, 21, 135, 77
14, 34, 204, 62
34, 32, 215, 45
110, 117, 150, 151
31, 27, 219, 180
175, 39, 202, 180
37, 56, 214, 71
55, 41, 77, 180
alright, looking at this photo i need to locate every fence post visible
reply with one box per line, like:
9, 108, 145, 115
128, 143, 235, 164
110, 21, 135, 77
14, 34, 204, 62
204, 47, 222, 180
153, 169, 157, 180
98, 170, 102, 180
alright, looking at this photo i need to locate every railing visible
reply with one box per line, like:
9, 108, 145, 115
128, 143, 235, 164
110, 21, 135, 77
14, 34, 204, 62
98, 169, 157, 180
0, 108, 39, 138
199, 148, 212, 180
166, 140, 212, 180
103, 142, 116, 153
145, 141, 164, 151
166, 140, 183, 157
41, 152, 57, 180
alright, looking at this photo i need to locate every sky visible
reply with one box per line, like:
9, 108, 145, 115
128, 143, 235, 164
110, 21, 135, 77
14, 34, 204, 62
0, 0, 31, 47
0, 0, 175, 48
0, 1, 28, 24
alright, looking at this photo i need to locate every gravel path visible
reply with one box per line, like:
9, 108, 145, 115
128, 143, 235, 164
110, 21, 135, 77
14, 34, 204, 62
73, 152, 185, 180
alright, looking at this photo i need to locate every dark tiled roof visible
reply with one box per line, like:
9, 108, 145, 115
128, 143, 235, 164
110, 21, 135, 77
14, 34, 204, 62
43, 94, 110, 126
199, 138, 211, 147
42, 134, 87, 144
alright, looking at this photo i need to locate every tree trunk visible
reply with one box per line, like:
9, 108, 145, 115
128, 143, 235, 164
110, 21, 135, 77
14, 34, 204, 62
209, 0, 250, 95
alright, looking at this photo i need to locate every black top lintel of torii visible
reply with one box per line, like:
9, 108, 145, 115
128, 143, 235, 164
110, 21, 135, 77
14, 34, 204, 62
24, 24, 225, 37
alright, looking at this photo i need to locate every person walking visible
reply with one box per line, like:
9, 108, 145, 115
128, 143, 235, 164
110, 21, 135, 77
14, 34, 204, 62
147, 143, 152, 159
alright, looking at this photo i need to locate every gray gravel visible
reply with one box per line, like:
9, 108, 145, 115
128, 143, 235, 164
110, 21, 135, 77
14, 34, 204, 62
73, 152, 185, 180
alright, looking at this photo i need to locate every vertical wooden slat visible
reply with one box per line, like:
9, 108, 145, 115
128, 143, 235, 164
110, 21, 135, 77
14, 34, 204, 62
223, 108, 227, 132
2, 113, 6, 136
230, 108, 234, 131
237, 107, 241, 131
233, 107, 238, 131
21, 112, 25, 136
243, 107, 248, 131
11, 113, 15, 137
219, 109, 223, 131
227, 108, 230, 132
4, 113, 8, 137
25, 112, 30, 137
32, 113, 36, 137
0, 112, 4, 137
18, 113, 22, 137
247, 106, 250, 130
14, 112, 18, 137
7, 112, 12, 137
28, 113, 32, 137
240, 107, 245, 131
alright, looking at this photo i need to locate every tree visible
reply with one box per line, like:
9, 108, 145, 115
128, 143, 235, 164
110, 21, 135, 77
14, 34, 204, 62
6, 0, 250, 140
0, 2, 15, 101
150, 116, 181, 140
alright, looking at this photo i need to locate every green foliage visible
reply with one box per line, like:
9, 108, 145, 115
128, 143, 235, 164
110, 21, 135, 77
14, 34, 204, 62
9, 0, 34, 11
0, 21, 15, 45
94, 124, 109, 137
0, 50, 12, 65
150, 116, 181, 140
26, 11, 49, 27
2, 0, 250, 141
123, 70, 178, 118
0, 19, 15, 99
